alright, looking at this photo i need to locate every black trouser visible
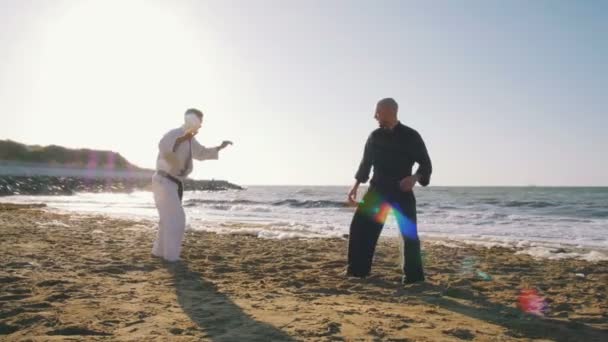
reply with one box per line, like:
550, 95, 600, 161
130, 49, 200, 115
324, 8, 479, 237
346, 187, 424, 282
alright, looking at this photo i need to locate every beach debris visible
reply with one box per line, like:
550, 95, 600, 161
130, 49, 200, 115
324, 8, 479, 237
459, 256, 477, 277
476, 271, 492, 281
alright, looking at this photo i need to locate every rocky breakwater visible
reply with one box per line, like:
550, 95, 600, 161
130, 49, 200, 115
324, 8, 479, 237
0, 175, 243, 196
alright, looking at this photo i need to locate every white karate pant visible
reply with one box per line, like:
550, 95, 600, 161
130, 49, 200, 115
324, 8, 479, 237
151, 174, 185, 262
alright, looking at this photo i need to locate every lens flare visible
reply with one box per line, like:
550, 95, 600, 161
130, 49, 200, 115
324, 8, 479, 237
87, 150, 98, 169
459, 256, 492, 281
358, 190, 419, 240
105, 151, 115, 170
518, 288, 548, 316
374, 202, 392, 224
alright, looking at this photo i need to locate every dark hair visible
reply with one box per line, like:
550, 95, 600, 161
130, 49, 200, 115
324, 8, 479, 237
185, 108, 204, 119
377, 98, 398, 111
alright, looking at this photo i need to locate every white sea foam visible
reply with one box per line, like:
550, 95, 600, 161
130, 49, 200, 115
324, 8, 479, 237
4, 186, 608, 261
515, 247, 608, 262
37, 220, 71, 228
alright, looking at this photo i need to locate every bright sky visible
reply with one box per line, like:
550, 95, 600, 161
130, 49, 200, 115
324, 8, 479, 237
1, 0, 606, 186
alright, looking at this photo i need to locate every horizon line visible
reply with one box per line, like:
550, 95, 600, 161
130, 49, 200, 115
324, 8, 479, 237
237, 184, 608, 188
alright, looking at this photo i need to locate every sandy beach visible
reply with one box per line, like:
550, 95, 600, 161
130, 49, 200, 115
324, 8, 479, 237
1, 202, 606, 341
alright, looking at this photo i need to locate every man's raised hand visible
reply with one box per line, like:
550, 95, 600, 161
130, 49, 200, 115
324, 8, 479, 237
219, 140, 233, 150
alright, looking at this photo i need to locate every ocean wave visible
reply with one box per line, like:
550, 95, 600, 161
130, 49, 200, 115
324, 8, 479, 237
184, 198, 350, 209
589, 211, 608, 218
503, 200, 560, 208
477, 198, 501, 205
474, 199, 560, 209
271, 199, 350, 208
183, 199, 262, 207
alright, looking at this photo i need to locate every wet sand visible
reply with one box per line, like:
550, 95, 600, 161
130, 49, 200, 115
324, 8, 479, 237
1, 203, 606, 341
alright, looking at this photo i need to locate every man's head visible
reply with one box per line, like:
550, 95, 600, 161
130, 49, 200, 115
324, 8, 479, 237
184, 108, 204, 134
185, 108, 204, 121
374, 98, 398, 129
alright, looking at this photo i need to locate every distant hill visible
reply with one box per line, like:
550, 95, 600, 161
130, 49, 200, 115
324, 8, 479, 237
0, 140, 243, 195
0, 139, 143, 170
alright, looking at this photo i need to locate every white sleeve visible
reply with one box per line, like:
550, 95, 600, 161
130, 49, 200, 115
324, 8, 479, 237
191, 138, 219, 161
158, 130, 180, 157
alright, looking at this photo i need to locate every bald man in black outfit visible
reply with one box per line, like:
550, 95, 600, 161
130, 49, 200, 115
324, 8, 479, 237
346, 98, 432, 284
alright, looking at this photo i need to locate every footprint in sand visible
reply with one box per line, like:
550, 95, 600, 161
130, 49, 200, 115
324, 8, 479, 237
45, 293, 71, 302
13, 315, 48, 328
442, 328, 475, 340
0, 294, 31, 301
320, 260, 345, 270
47, 325, 111, 336
0, 276, 26, 284
0, 322, 20, 335
5, 286, 32, 295
323, 322, 341, 336
368, 325, 387, 339
37, 279, 71, 287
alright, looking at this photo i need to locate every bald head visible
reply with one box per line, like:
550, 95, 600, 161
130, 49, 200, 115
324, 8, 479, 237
377, 98, 398, 112
374, 97, 399, 129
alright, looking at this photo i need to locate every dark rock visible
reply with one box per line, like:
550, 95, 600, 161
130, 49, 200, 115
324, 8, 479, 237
0, 175, 243, 196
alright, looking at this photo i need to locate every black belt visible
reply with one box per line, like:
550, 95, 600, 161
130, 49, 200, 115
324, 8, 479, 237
156, 170, 184, 201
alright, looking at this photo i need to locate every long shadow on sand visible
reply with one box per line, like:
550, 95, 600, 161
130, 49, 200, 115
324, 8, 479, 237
392, 283, 607, 342
167, 262, 295, 342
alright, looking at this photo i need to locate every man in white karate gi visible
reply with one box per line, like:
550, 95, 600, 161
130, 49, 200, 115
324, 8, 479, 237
152, 108, 232, 262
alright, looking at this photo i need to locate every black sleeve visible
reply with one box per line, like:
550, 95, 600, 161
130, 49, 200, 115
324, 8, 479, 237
414, 132, 432, 186
355, 134, 373, 183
